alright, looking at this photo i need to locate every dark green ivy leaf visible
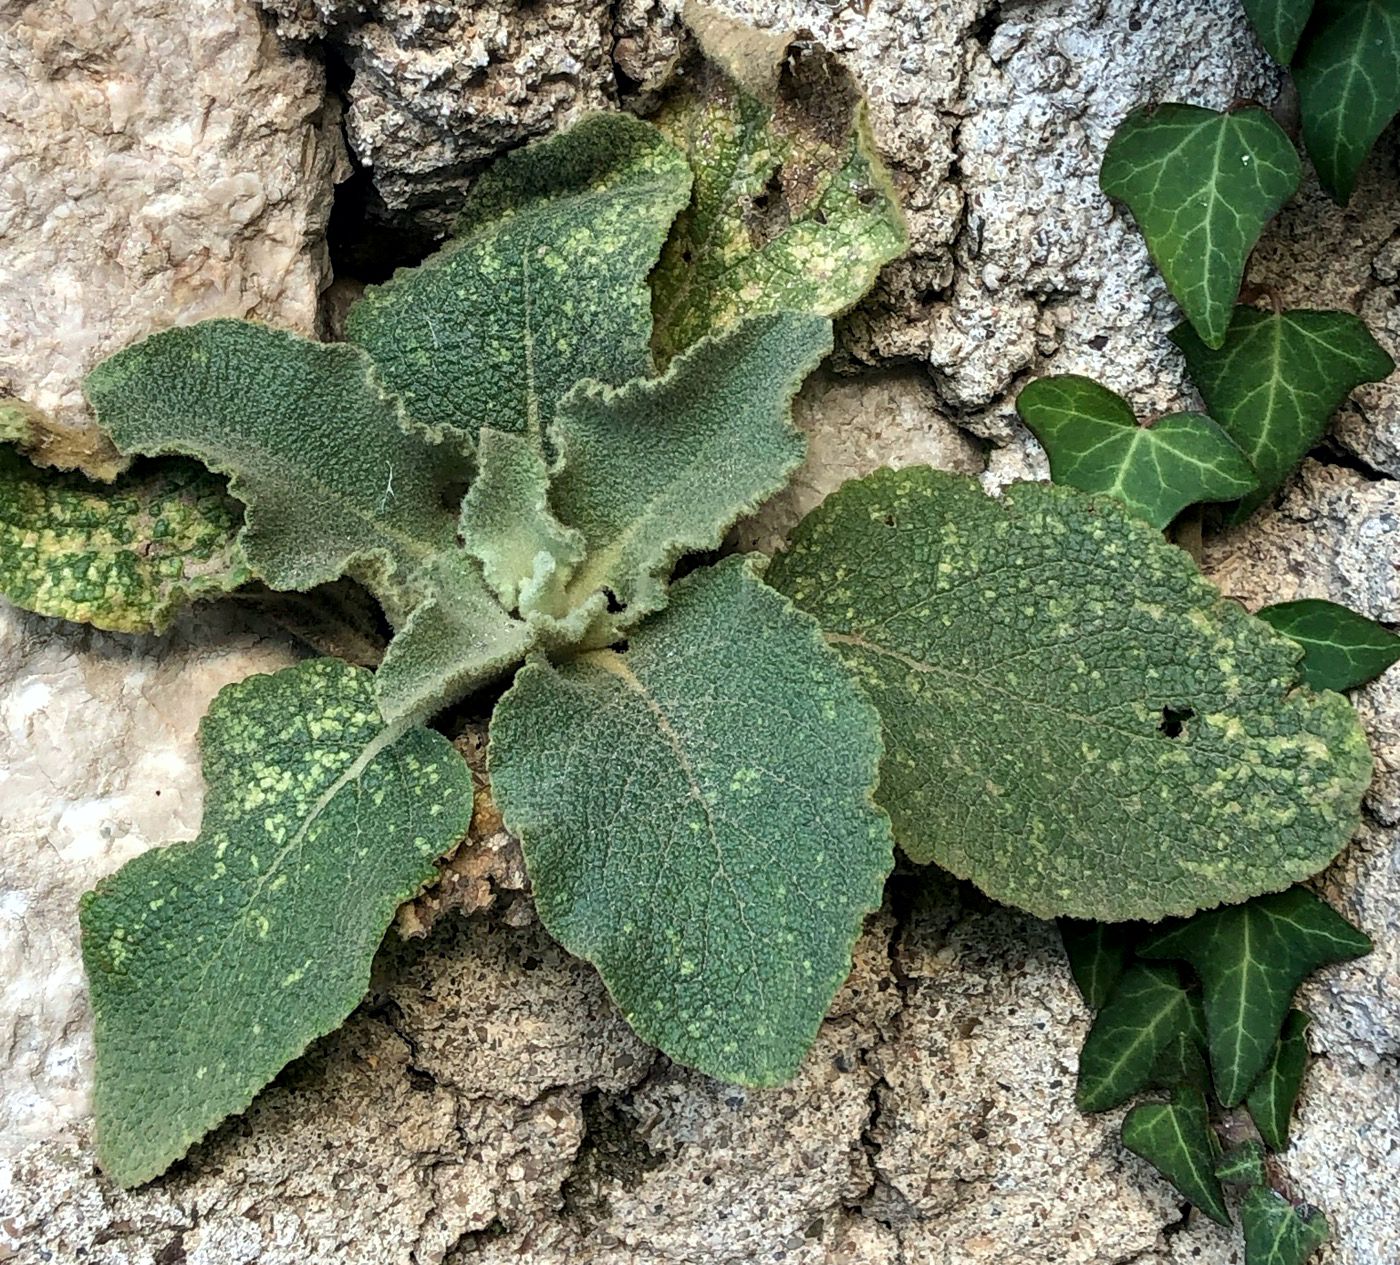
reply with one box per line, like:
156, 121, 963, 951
1243, 0, 1317, 62
1247, 1009, 1314, 1150
1122, 1088, 1231, 1226
1171, 307, 1394, 519
1139, 888, 1371, 1106
1100, 104, 1300, 348
1018, 375, 1257, 527
1295, 0, 1400, 202
1077, 963, 1203, 1112
1059, 919, 1139, 1011
1256, 599, 1400, 691
1148, 1027, 1213, 1095
1242, 1187, 1331, 1265
1216, 1139, 1269, 1188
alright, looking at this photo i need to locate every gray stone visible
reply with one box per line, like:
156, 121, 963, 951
736, 367, 985, 554
260, 0, 620, 227
0, 0, 347, 449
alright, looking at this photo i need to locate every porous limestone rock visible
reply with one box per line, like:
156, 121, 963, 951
259, 0, 620, 226
0, 0, 347, 451
736, 367, 984, 554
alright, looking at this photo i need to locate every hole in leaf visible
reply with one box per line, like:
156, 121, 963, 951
881, 513, 898, 528
603, 588, 624, 614
1158, 705, 1195, 738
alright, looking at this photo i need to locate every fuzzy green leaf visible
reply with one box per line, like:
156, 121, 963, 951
1256, 598, 1400, 691
1018, 375, 1257, 527
1100, 104, 1300, 348
1295, 0, 1400, 202
1140, 888, 1371, 1106
1242, 1188, 1330, 1265
84, 320, 467, 625
0, 447, 248, 633
1122, 1088, 1231, 1226
80, 658, 475, 1188
1059, 919, 1139, 1011
650, 33, 906, 365
766, 468, 1372, 922
1217, 1139, 1269, 1188
1171, 307, 1394, 518
461, 427, 583, 615
551, 312, 830, 627
373, 551, 533, 723
1077, 963, 1204, 1111
1247, 1009, 1313, 1150
347, 113, 692, 452
489, 557, 893, 1085
1244, 0, 1316, 62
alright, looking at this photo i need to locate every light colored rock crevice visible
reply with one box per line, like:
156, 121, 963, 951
0, 0, 348, 447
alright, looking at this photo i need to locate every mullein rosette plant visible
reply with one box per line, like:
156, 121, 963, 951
0, 16, 1385, 1262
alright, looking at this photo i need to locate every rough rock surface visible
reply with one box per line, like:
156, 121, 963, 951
259, 0, 620, 226
0, 0, 347, 447
3, 1, 1399, 1264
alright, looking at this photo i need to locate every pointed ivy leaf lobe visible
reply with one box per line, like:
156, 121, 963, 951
1101, 103, 1300, 348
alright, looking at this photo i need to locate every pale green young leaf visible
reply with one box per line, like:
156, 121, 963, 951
1216, 1139, 1269, 1188
1018, 375, 1257, 527
0, 446, 248, 633
551, 312, 830, 627
1122, 1088, 1231, 1226
650, 28, 906, 364
1247, 1009, 1313, 1151
1100, 104, 1300, 348
1256, 598, 1400, 691
766, 468, 1371, 922
1242, 1188, 1330, 1265
460, 428, 583, 615
80, 658, 475, 1188
373, 551, 534, 723
347, 113, 692, 452
489, 557, 894, 1085
1243, 0, 1317, 62
83, 320, 467, 625
1171, 307, 1394, 518
1140, 888, 1371, 1106
1059, 919, 1140, 1011
1077, 963, 1204, 1111
1295, 0, 1400, 202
